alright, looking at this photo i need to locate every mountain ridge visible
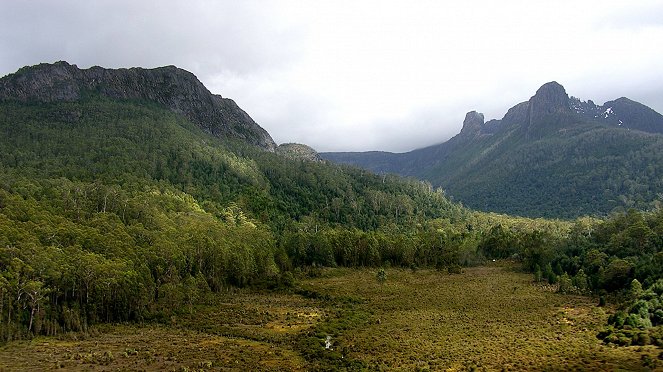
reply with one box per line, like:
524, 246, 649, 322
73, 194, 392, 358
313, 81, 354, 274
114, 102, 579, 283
0, 61, 277, 150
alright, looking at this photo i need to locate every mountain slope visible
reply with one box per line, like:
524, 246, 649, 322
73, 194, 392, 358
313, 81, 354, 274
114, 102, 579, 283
0, 61, 276, 150
322, 82, 663, 218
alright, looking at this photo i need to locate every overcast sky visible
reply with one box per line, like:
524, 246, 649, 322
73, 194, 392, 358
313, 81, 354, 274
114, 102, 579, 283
1, 1, 662, 152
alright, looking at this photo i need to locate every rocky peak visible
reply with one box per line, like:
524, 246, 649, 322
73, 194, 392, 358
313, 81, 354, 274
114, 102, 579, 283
528, 81, 570, 118
522, 81, 573, 139
460, 111, 485, 135
0, 61, 276, 151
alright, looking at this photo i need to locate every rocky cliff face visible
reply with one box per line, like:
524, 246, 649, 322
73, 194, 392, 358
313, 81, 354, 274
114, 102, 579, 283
459, 111, 485, 136
0, 61, 276, 151
528, 81, 570, 119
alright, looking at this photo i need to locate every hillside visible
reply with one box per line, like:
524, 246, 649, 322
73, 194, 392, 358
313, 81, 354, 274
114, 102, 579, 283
322, 82, 663, 218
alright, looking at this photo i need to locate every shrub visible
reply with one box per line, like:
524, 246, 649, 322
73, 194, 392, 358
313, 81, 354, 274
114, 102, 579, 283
376, 268, 387, 285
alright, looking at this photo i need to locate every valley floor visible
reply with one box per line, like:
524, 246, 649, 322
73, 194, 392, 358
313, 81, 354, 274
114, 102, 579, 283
0, 263, 660, 371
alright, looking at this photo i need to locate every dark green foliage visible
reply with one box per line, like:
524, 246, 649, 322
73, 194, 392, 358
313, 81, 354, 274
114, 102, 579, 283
533, 264, 543, 283
504, 209, 663, 296
477, 224, 518, 259
544, 263, 557, 285
600, 279, 663, 346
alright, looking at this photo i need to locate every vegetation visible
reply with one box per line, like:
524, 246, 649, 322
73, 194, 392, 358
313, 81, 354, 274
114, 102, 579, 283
433, 125, 663, 218
477, 208, 663, 347
1, 265, 659, 371
0, 92, 662, 368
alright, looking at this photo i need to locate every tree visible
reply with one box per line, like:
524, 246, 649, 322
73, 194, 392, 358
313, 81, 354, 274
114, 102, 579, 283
628, 278, 643, 301
533, 264, 543, 283
558, 273, 573, 294
573, 269, 589, 293
24, 280, 49, 332
543, 263, 557, 284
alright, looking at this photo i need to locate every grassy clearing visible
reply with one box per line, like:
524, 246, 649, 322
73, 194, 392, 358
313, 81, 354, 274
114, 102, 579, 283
0, 263, 660, 371
302, 263, 661, 371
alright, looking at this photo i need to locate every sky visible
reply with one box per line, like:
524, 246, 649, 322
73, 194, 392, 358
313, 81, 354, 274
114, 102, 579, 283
1, 1, 662, 152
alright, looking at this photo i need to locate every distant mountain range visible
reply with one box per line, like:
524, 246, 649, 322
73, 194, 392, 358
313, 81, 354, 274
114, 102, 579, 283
322, 82, 663, 218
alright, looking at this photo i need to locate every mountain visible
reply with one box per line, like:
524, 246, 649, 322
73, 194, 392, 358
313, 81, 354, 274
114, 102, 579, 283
322, 82, 663, 218
0, 61, 276, 150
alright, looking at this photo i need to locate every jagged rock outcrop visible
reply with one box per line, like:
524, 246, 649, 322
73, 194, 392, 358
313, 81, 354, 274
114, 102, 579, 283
0, 61, 276, 151
528, 81, 570, 118
275, 143, 322, 162
502, 101, 530, 126
459, 111, 485, 136
569, 96, 663, 134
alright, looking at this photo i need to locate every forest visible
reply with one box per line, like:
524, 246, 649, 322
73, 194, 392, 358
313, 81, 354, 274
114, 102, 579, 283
0, 96, 661, 350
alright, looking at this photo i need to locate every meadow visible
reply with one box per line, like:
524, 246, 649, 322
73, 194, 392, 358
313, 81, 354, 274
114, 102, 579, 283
0, 263, 659, 371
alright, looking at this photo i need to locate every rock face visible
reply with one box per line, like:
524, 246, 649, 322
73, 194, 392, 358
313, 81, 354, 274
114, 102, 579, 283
528, 81, 570, 119
459, 111, 485, 136
524, 81, 573, 138
275, 143, 322, 162
0, 61, 276, 151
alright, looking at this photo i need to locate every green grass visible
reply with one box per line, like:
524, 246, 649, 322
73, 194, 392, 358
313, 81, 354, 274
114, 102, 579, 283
0, 263, 660, 371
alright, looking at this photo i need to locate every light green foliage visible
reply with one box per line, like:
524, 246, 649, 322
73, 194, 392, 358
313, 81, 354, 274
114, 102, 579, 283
629, 279, 644, 300
558, 272, 573, 294
573, 269, 589, 293
0, 177, 278, 339
601, 279, 663, 346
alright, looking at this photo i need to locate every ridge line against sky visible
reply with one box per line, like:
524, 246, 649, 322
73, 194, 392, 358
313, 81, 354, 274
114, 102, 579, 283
1, 0, 662, 152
